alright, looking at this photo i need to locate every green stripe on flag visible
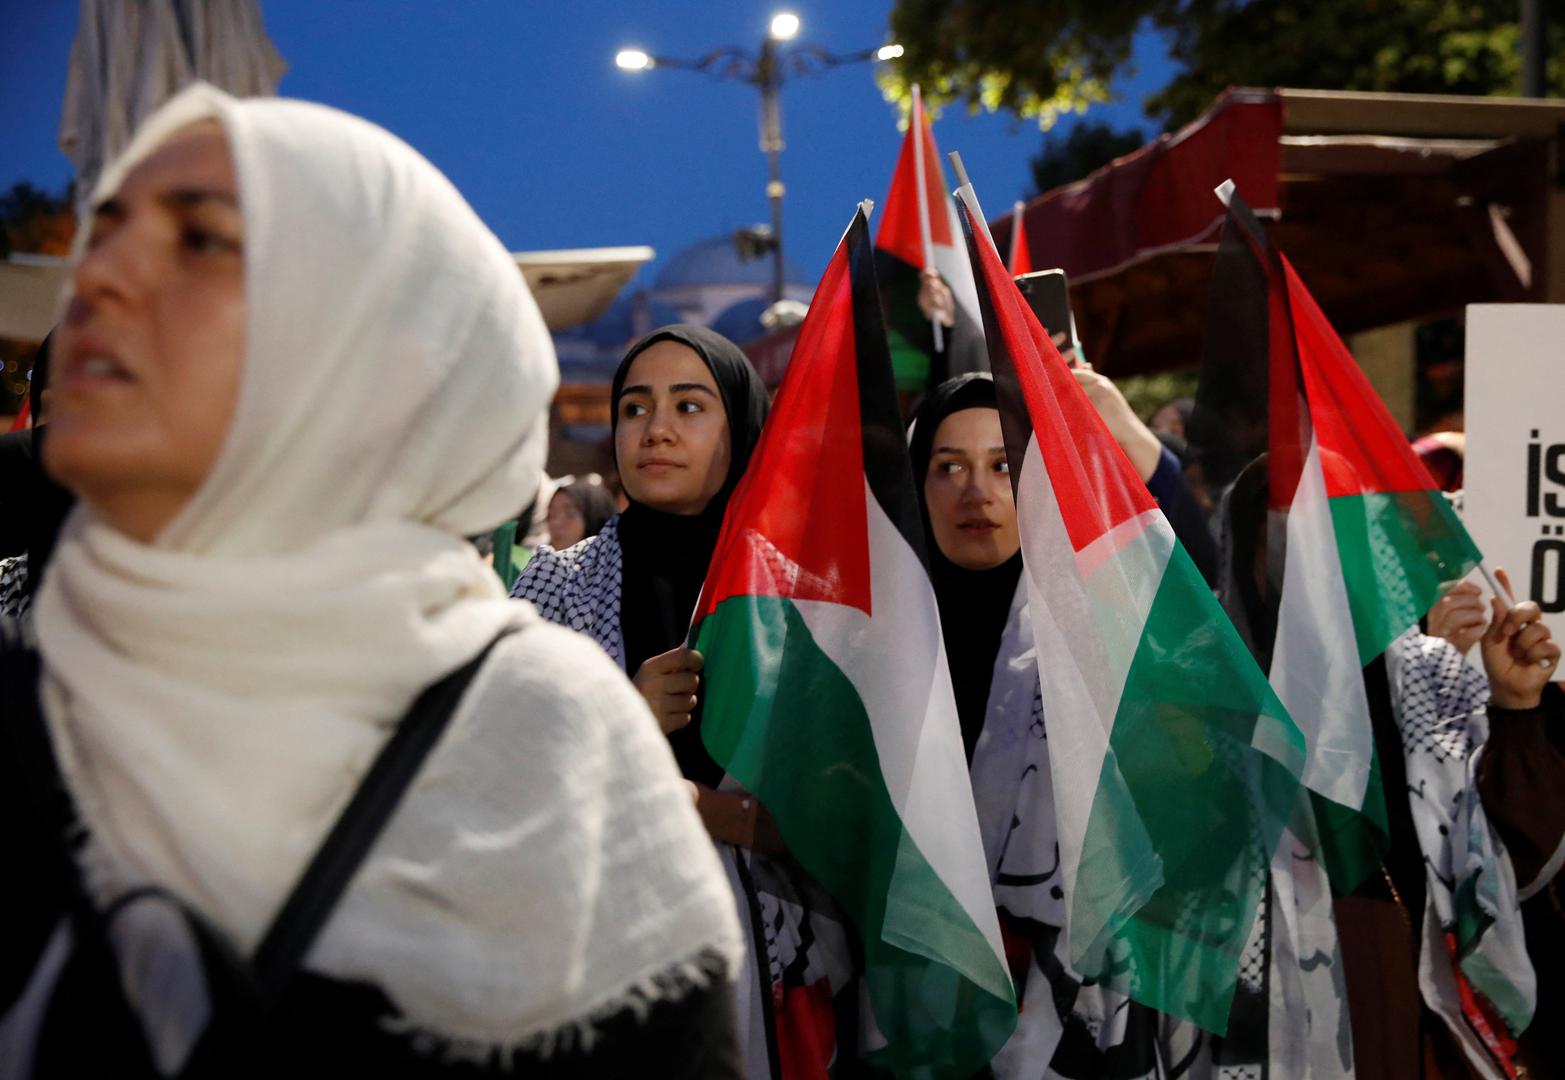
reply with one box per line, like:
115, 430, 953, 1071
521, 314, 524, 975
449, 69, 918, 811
1074, 542, 1303, 1033
1329, 490, 1481, 664
1461, 952, 1536, 1036
695, 593, 1016, 1074
1308, 777, 1389, 893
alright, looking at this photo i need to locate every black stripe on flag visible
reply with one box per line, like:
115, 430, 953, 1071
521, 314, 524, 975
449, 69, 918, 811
845, 204, 933, 572
954, 193, 1034, 507
1188, 187, 1304, 495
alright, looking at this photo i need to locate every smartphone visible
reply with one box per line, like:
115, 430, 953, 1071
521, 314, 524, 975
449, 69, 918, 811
1015, 269, 1083, 367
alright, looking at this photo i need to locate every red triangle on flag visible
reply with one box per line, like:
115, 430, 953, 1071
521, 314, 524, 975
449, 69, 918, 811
957, 192, 1155, 553
876, 91, 953, 270
695, 213, 876, 622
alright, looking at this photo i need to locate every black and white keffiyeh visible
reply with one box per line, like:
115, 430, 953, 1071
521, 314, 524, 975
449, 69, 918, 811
512, 516, 861, 1080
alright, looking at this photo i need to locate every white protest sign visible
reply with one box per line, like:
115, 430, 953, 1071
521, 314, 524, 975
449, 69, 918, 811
1464, 304, 1565, 668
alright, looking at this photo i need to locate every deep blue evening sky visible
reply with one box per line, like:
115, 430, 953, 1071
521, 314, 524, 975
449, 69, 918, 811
1, 2, 1175, 285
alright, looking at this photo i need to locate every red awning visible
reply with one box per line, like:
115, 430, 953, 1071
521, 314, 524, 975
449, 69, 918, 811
990, 88, 1282, 286
989, 87, 1565, 377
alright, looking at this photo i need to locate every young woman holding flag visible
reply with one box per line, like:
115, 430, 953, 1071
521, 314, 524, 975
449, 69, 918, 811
511, 325, 772, 836
909, 373, 1201, 1077
510, 326, 862, 1079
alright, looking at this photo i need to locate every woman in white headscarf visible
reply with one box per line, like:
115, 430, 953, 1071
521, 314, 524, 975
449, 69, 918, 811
0, 85, 743, 1077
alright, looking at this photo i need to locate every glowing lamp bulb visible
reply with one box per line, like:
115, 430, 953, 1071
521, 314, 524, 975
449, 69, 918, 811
769, 12, 800, 40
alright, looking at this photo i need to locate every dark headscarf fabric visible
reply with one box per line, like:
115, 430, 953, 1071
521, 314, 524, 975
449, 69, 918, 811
907, 373, 1023, 763
611, 325, 769, 785
29, 333, 51, 423
0, 335, 74, 572
556, 479, 617, 542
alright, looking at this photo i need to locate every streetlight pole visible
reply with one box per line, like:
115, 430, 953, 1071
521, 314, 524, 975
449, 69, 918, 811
616, 15, 900, 312
1520, 0, 1546, 98
757, 32, 786, 304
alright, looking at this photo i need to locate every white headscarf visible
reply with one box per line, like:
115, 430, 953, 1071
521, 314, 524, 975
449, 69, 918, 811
30, 86, 740, 1051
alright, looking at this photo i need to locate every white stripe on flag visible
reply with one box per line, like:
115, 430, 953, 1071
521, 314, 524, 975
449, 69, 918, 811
936, 196, 982, 326
1013, 436, 1170, 959
1270, 440, 1374, 812
794, 479, 1007, 977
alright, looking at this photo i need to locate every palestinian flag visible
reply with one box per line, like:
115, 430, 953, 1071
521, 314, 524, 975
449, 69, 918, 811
954, 183, 1306, 1034
691, 204, 1017, 1075
1192, 185, 1482, 889
875, 85, 982, 392
1007, 201, 1033, 276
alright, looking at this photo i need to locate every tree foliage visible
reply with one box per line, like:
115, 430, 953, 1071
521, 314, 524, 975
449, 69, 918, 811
0, 182, 75, 259
1149, 0, 1565, 128
883, 0, 1565, 130
879, 0, 1144, 127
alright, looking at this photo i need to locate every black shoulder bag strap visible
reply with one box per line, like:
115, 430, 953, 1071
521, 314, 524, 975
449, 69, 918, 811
3, 619, 516, 1053
248, 627, 515, 1006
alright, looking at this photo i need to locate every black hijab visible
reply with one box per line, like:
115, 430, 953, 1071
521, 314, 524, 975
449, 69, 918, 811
611, 325, 769, 785
907, 374, 1024, 763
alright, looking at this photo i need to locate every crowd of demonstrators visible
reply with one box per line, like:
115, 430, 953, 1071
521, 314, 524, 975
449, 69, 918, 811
0, 86, 742, 1077
2, 85, 1563, 1080
1219, 458, 1563, 1078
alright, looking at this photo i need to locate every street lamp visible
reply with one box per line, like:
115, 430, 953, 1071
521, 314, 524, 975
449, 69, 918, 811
615, 13, 899, 306
614, 49, 652, 71
769, 12, 800, 41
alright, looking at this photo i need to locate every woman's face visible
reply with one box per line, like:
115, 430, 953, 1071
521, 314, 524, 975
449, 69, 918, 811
614, 341, 731, 515
923, 407, 1020, 571
47, 122, 245, 543
547, 488, 586, 549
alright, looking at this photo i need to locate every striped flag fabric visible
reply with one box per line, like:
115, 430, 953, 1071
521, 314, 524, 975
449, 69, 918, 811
875, 86, 983, 390
953, 181, 1306, 1034
691, 204, 1018, 1075
1195, 185, 1483, 889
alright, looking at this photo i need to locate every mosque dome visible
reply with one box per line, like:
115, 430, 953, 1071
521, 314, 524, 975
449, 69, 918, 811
557, 293, 685, 349
709, 296, 773, 347
653, 234, 808, 291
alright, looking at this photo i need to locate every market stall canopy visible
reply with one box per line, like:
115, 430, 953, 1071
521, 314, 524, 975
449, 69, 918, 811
515, 246, 655, 332
61, 0, 286, 209
0, 256, 69, 342
0, 247, 655, 342
990, 87, 1565, 377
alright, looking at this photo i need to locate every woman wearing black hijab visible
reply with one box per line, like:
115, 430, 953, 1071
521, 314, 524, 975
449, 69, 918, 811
908, 374, 1190, 1076
513, 324, 768, 792
907, 374, 1022, 762
516, 327, 864, 1080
